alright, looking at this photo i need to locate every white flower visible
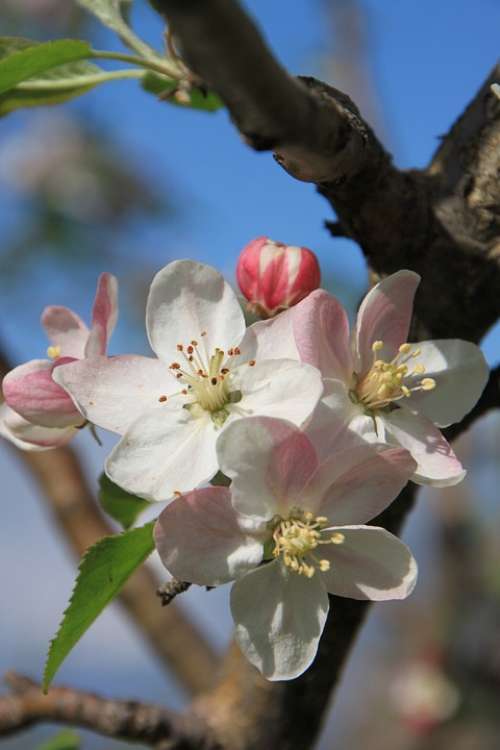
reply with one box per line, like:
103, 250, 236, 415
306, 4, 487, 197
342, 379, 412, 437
155, 416, 418, 680
244, 271, 489, 486
55, 261, 323, 500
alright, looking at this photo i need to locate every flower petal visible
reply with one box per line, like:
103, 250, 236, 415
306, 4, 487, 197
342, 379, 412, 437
85, 273, 119, 357
403, 339, 489, 427
383, 408, 466, 487
41, 306, 89, 359
217, 417, 318, 521
292, 289, 353, 381
154, 487, 263, 586
355, 270, 420, 374
233, 358, 323, 428
240, 305, 299, 361
231, 560, 329, 680
0, 403, 76, 450
53, 355, 170, 434
320, 525, 417, 600
307, 445, 415, 525
106, 406, 218, 501
304, 378, 365, 462
3, 359, 81, 428
146, 260, 246, 363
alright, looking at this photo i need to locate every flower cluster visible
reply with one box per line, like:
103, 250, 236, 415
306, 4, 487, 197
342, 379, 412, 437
1, 242, 488, 679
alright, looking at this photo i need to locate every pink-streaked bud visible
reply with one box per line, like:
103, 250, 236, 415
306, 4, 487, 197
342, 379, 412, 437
236, 236, 321, 318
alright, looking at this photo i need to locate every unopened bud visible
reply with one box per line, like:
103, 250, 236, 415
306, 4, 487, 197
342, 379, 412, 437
236, 236, 321, 318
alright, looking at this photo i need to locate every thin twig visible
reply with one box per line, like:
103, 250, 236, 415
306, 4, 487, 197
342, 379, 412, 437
0, 672, 215, 749
157, 579, 192, 606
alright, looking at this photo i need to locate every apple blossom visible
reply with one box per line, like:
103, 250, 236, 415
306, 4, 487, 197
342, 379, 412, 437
54, 260, 323, 501
155, 416, 418, 680
236, 236, 320, 318
1, 273, 118, 446
245, 270, 489, 487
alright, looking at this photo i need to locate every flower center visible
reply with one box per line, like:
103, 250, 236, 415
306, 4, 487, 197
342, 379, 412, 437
271, 509, 345, 578
165, 338, 252, 426
353, 341, 436, 412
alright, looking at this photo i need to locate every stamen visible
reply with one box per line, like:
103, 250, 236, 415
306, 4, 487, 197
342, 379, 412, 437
421, 377, 436, 390
158, 395, 168, 403
271, 511, 342, 578
47, 345, 61, 359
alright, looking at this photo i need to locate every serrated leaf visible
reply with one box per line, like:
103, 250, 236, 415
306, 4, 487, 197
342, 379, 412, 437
141, 72, 224, 112
0, 38, 93, 95
43, 523, 155, 692
98, 473, 151, 530
38, 730, 80, 750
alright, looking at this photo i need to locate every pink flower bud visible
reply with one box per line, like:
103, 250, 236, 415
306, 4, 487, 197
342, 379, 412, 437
236, 237, 321, 318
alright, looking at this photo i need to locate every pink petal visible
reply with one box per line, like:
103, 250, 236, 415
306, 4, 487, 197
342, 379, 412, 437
383, 408, 466, 487
292, 289, 352, 381
41, 306, 89, 359
154, 487, 263, 586
217, 416, 319, 521
3, 359, 81, 428
309, 445, 415, 525
355, 270, 420, 375
85, 273, 119, 357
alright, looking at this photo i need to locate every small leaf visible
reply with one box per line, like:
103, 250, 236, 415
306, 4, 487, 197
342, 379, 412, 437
38, 730, 80, 750
0, 38, 93, 94
98, 473, 151, 530
43, 523, 155, 692
76, 0, 157, 60
141, 72, 224, 112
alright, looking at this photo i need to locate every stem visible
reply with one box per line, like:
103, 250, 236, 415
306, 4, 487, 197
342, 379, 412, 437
92, 49, 182, 80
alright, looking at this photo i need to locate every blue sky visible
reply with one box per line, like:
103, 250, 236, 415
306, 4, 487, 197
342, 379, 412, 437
0, 1, 499, 747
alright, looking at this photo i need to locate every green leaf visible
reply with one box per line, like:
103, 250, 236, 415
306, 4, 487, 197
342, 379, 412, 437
43, 523, 155, 692
38, 730, 80, 750
141, 72, 224, 112
98, 473, 151, 530
0, 38, 93, 95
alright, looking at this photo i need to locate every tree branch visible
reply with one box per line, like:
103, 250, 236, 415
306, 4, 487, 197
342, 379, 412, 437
153, 0, 500, 344
0, 354, 218, 696
0, 673, 215, 749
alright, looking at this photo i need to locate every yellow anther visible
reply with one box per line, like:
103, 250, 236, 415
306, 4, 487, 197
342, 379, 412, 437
331, 532, 345, 545
372, 340, 384, 352
319, 559, 330, 572
411, 348, 421, 358
315, 516, 328, 525
421, 377, 436, 391
399, 343, 412, 354
413, 363, 426, 375
47, 345, 61, 360
401, 385, 411, 397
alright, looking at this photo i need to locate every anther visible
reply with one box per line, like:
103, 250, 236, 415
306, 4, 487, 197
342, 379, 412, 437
210, 377, 217, 385
399, 343, 412, 354
421, 377, 436, 390
170, 362, 181, 370
176, 344, 183, 351
158, 395, 168, 403
372, 340, 384, 352
47, 345, 61, 359
249, 360, 256, 366
331, 532, 345, 545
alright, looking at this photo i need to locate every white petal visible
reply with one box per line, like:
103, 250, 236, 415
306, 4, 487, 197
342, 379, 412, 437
106, 406, 218, 501
320, 525, 418, 600
41, 306, 89, 359
154, 487, 263, 586
231, 560, 329, 680
53, 355, 170, 434
233, 358, 323, 428
382, 409, 466, 487
0, 403, 76, 450
355, 270, 420, 374
146, 260, 246, 363
240, 305, 299, 361
403, 339, 489, 427
217, 417, 318, 522
306, 444, 415, 524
